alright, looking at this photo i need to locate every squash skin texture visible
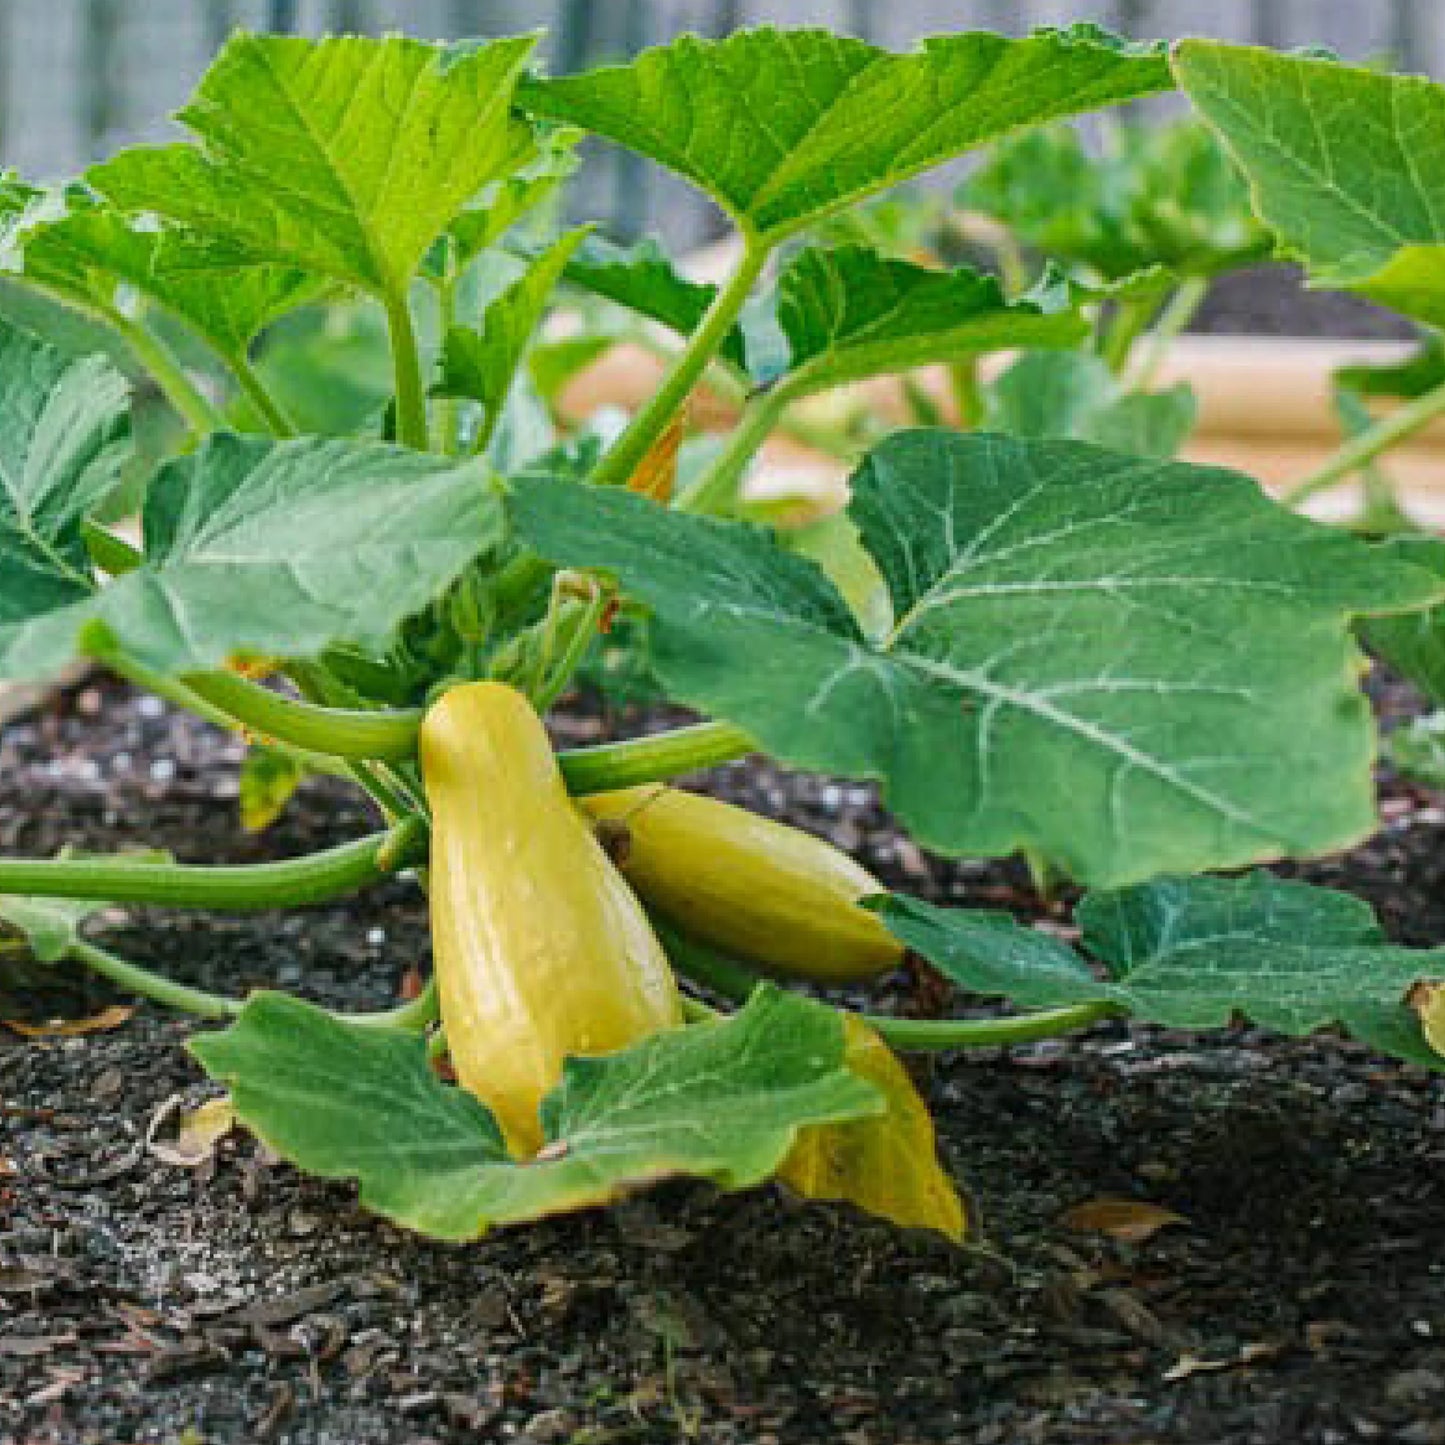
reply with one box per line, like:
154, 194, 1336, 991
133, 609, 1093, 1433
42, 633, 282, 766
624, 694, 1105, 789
579, 786, 904, 984
420, 683, 682, 1157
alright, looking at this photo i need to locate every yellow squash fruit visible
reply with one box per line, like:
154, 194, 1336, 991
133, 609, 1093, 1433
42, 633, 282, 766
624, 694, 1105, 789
578, 786, 904, 984
420, 683, 683, 1157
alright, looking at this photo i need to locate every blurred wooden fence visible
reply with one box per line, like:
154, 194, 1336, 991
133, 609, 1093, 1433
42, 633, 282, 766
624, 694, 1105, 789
3, 0, 1441, 244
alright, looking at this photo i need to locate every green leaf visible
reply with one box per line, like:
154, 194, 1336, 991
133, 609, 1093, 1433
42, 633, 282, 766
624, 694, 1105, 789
520, 27, 1170, 243
438, 227, 587, 444
768, 245, 1086, 401
0, 319, 132, 680
190, 986, 881, 1241
557, 234, 747, 370
959, 114, 1269, 282
878, 872, 1445, 1065
1174, 43, 1445, 326
90, 33, 538, 299
1337, 338, 1445, 402
18, 203, 323, 360
1, 848, 171, 961
512, 430, 1442, 886
1359, 536, 1445, 704
1, 431, 502, 680
986, 351, 1197, 459
101, 434, 504, 674
1386, 711, 1445, 790
427, 125, 582, 280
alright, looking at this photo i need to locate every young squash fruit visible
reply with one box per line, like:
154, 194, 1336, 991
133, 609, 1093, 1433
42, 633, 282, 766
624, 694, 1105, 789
420, 683, 683, 1156
578, 786, 904, 984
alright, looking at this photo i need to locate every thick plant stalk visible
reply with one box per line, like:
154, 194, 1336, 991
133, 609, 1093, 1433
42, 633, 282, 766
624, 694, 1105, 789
589, 237, 770, 491
660, 922, 1124, 1050
0, 822, 424, 910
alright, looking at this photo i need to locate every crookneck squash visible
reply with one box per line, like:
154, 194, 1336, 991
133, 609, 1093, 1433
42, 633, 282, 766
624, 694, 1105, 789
421, 683, 682, 1156
579, 785, 904, 984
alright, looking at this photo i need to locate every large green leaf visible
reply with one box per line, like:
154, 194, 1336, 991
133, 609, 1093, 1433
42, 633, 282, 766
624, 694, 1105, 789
520, 26, 1170, 243
877, 872, 1445, 1066
767, 245, 1086, 401
0, 320, 131, 680
18, 203, 320, 361
512, 431, 1441, 886
102, 434, 503, 674
89, 33, 537, 298
1174, 43, 1445, 326
0, 431, 502, 680
190, 987, 881, 1241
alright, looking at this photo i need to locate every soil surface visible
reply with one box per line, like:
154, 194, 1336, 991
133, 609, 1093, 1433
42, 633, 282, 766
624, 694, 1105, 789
5, 677, 1445, 1445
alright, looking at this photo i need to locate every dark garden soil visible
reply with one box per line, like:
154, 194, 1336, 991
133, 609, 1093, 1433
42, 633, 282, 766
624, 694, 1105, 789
4, 673, 1445, 1445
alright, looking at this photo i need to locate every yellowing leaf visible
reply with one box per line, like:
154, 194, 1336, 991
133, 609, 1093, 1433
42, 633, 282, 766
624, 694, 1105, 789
628, 414, 683, 503
146, 1095, 236, 1168
777, 1014, 965, 1241
1410, 981, 1445, 1057
1059, 1197, 1187, 1244
239, 745, 305, 834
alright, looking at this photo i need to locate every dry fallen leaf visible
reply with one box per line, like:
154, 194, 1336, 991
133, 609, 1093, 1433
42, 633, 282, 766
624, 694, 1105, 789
146, 1095, 236, 1168
1059, 1197, 1188, 1244
3, 1004, 135, 1039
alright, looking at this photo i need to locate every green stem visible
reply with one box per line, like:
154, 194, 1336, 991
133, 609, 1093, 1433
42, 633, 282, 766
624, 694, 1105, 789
183, 672, 424, 762
591, 235, 771, 491
532, 589, 609, 715
435, 274, 461, 456
68, 938, 242, 1019
228, 351, 297, 438
663, 925, 1123, 1050
355, 977, 439, 1034
85, 642, 349, 777
0, 822, 424, 911
384, 286, 430, 451
678, 387, 790, 516
559, 720, 755, 794
948, 358, 984, 431
1099, 293, 1160, 377
1131, 275, 1209, 391
1285, 376, 1445, 507
110, 312, 227, 436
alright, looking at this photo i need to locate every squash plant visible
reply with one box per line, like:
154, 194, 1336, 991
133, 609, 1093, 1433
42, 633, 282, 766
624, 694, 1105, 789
4, 25, 1445, 1243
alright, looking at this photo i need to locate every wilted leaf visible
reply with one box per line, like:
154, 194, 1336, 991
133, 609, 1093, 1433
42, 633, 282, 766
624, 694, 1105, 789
778, 1014, 965, 1240
146, 1095, 236, 1168
238, 746, 305, 833
627, 415, 683, 503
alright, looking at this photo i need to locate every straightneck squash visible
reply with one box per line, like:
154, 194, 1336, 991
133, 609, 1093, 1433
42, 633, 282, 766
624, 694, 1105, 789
420, 683, 682, 1156
578, 786, 904, 985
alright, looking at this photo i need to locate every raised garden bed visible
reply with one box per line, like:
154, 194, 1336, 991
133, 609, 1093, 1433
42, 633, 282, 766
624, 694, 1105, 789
6, 675, 1445, 1445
